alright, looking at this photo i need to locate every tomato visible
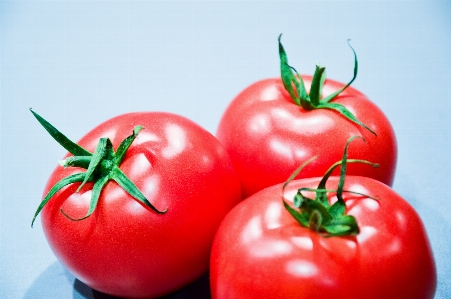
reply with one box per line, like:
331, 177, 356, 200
31, 111, 242, 298
210, 177, 436, 299
216, 36, 397, 198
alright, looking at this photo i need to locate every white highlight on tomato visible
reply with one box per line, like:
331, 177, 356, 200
128, 153, 151, 178
357, 226, 377, 244
253, 239, 293, 258
286, 259, 318, 278
265, 202, 283, 230
241, 216, 263, 244
271, 108, 334, 135
134, 131, 160, 144
270, 138, 293, 161
260, 84, 280, 102
291, 236, 314, 250
162, 124, 186, 159
247, 113, 271, 134
362, 198, 379, 211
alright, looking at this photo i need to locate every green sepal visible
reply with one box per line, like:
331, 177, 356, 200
282, 136, 379, 237
316, 102, 376, 135
31, 112, 166, 227
289, 187, 359, 237
315, 135, 378, 205
76, 138, 112, 192
320, 39, 358, 104
31, 172, 87, 227
114, 125, 143, 165
309, 65, 326, 106
297, 194, 332, 223
112, 167, 167, 214
297, 187, 379, 203
278, 34, 309, 107
61, 173, 110, 221
337, 136, 361, 202
317, 159, 379, 192
309, 210, 322, 232
283, 200, 309, 227
322, 214, 359, 236
59, 156, 92, 169
282, 155, 318, 192
329, 200, 346, 218
30, 109, 92, 157
277, 36, 375, 135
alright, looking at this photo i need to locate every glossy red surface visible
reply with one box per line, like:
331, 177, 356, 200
40, 112, 242, 298
216, 77, 398, 198
210, 176, 436, 299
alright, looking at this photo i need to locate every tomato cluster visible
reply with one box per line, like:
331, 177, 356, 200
31, 36, 436, 299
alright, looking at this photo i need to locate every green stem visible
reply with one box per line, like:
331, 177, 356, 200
277, 35, 376, 136
282, 136, 379, 237
30, 108, 92, 156
31, 110, 167, 228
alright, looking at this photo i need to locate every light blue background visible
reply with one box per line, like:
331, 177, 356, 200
1, 0, 450, 298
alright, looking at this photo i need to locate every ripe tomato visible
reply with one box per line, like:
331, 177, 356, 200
210, 176, 436, 299
32, 111, 242, 298
216, 37, 397, 198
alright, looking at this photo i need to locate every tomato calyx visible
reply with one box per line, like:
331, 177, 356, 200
278, 34, 376, 136
30, 109, 167, 227
282, 136, 379, 237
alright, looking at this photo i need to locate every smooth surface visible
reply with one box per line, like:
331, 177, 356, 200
211, 176, 437, 298
1, 1, 450, 298
39, 112, 241, 298
216, 76, 397, 197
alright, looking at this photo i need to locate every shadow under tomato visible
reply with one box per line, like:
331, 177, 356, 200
23, 261, 211, 299
83, 272, 211, 299
22, 261, 89, 299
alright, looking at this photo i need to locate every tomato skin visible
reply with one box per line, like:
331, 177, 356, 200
216, 77, 397, 198
40, 112, 242, 298
210, 176, 436, 299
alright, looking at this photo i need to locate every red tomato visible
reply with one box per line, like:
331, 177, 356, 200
216, 38, 397, 198
210, 176, 436, 299
35, 112, 242, 298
